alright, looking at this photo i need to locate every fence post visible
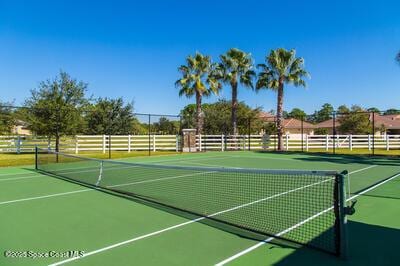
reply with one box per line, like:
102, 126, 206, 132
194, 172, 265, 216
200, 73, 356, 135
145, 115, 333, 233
176, 135, 179, 152
128, 135, 131, 152
306, 135, 309, 151
285, 135, 289, 150
16, 135, 21, 154
368, 135, 371, 151
325, 135, 329, 151
199, 134, 202, 152
153, 135, 156, 152
75, 136, 79, 154
336, 135, 339, 148
221, 134, 224, 151
102, 135, 106, 154
349, 135, 352, 151
386, 134, 390, 151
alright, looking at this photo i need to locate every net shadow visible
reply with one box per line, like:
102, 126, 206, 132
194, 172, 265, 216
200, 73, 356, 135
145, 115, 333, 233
274, 221, 400, 265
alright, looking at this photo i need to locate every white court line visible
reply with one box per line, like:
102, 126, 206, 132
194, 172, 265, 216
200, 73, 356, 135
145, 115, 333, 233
0, 189, 92, 205
0, 175, 44, 182
48, 177, 332, 265
347, 172, 400, 201
215, 164, 382, 265
230, 155, 299, 161
0, 171, 38, 177
348, 165, 377, 174
178, 160, 243, 169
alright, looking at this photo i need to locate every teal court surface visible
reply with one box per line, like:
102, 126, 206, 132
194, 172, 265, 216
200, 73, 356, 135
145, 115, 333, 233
0, 151, 399, 266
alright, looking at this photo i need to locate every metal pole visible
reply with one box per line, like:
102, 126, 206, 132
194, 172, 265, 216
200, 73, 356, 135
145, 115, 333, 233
148, 114, 151, 156
337, 171, 348, 259
35, 146, 38, 170
333, 112, 336, 155
108, 110, 112, 159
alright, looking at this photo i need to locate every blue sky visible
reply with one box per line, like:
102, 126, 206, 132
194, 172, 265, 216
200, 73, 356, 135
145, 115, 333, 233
0, 0, 399, 115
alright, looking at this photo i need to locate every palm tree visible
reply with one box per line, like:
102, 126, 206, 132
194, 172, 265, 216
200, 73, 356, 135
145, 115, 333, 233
256, 48, 309, 151
216, 48, 255, 135
175, 52, 221, 134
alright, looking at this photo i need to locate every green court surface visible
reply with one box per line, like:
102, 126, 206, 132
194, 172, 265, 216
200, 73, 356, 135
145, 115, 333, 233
0, 151, 399, 266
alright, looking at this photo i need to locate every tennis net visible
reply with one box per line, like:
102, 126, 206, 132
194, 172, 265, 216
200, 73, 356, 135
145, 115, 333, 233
35, 148, 347, 256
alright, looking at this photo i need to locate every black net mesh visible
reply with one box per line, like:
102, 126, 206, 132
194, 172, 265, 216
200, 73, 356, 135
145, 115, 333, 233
36, 148, 345, 256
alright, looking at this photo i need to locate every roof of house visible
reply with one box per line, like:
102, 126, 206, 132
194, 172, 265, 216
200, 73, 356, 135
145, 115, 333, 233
315, 119, 338, 128
258, 112, 315, 129
315, 114, 400, 129
373, 114, 400, 129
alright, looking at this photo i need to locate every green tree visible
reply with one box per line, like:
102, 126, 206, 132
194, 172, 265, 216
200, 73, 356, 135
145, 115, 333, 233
287, 108, 306, 120
24, 71, 88, 151
0, 102, 15, 134
367, 107, 380, 113
175, 52, 221, 134
312, 103, 334, 123
337, 105, 350, 114
338, 105, 371, 134
131, 118, 147, 134
180, 100, 262, 135
85, 98, 135, 135
256, 48, 309, 151
216, 48, 255, 135
152, 117, 180, 135
384, 109, 400, 115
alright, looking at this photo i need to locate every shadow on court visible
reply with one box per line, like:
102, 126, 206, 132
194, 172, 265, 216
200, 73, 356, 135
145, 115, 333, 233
273, 221, 400, 266
255, 150, 400, 167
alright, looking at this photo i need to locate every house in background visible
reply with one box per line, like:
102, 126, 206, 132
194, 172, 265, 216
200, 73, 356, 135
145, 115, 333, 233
258, 112, 315, 139
12, 120, 32, 135
374, 114, 400, 134
315, 114, 400, 135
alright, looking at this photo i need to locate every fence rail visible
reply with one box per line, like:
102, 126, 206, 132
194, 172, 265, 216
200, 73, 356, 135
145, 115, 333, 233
0, 134, 400, 153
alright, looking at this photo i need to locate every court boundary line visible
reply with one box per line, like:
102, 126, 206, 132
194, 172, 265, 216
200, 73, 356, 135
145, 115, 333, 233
0, 189, 92, 205
48, 178, 333, 265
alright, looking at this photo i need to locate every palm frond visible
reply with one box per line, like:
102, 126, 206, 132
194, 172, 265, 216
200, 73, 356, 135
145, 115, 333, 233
257, 48, 309, 92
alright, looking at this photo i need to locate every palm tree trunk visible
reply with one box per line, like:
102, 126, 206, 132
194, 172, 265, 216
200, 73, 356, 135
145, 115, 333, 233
276, 81, 284, 151
195, 91, 203, 135
231, 81, 238, 135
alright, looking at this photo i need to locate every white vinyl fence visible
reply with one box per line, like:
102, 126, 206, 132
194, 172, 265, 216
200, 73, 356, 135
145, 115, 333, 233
1, 134, 400, 153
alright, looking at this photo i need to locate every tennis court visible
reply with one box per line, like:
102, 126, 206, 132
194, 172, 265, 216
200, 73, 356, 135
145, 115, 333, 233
1, 151, 399, 265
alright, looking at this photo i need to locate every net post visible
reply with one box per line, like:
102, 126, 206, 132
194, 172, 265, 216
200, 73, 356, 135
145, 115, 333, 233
336, 170, 348, 259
